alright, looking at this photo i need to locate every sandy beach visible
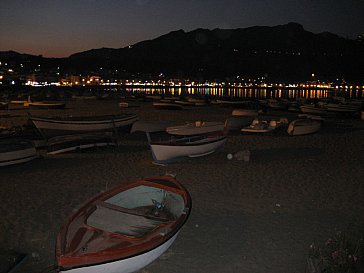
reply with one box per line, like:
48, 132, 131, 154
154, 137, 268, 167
1, 98, 364, 273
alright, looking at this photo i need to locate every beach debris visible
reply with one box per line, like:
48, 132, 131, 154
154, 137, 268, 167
31, 252, 40, 261
227, 150, 251, 161
152, 161, 168, 167
165, 171, 176, 178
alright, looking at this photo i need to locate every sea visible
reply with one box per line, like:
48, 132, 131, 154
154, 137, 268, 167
1, 85, 363, 101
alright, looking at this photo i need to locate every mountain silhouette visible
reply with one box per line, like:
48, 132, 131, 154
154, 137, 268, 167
1, 23, 363, 82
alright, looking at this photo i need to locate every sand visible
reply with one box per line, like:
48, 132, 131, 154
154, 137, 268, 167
1, 99, 364, 273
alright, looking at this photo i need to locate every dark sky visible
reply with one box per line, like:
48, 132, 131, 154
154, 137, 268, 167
1, 0, 363, 58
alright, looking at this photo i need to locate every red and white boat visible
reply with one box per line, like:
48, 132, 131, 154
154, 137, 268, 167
56, 175, 191, 273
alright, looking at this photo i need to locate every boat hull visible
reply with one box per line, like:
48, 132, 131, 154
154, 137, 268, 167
153, 102, 184, 110
287, 119, 321, 136
56, 176, 191, 273
225, 116, 254, 131
47, 133, 116, 155
59, 232, 178, 273
300, 105, 328, 115
0, 141, 38, 166
28, 102, 66, 109
150, 135, 227, 163
30, 114, 138, 137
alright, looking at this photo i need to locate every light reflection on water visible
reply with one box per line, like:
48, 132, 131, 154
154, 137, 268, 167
123, 87, 363, 100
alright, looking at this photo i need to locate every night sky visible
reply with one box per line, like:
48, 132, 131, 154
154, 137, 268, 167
1, 0, 363, 58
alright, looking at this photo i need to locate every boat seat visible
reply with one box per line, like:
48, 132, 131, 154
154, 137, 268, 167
87, 205, 169, 238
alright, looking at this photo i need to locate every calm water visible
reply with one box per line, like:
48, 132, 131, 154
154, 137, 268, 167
2, 86, 363, 101
120, 87, 364, 100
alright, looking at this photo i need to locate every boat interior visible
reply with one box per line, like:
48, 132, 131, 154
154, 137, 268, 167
87, 185, 185, 237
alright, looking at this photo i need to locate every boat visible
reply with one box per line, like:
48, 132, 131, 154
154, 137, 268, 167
153, 102, 184, 110
30, 114, 138, 137
0, 139, 38, 166
212, 99, 251, 107
231, 109, 258, 117
149, 133, 227, 163
47, 133, 116, 155
241, 118, 286, 134
287, 118, 322, 136
28, 101, 66, 109
119, 101, 140, 108
56, 175, 191, 273
299, 104, 329, 115
325, 102, 361, 114
264, 99, 289, 110
174, 99, 207, 107
166, 121, 225, 136
224, 116, 255, 131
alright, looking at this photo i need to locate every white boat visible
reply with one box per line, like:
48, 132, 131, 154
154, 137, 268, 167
149, 134, 227, 163
224, 116, 255, 131
166, 121, 225, 136
287, 119, 322, 136
47, 133, 116, 155
56, 175, 191, 273
153, 102, 184, 110
241, 118, 285, 134
213, 99, 251, 107
0, 139, 38, 166
30, 114, 138, 137
325, 103, 361, 114
299, 104, 329, 115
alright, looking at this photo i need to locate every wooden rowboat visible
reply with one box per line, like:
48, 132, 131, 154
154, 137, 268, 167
56, 175, 191, 273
